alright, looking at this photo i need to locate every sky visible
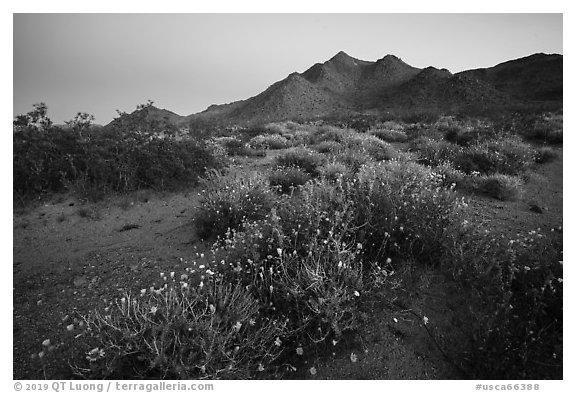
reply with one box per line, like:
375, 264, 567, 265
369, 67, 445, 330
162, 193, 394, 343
13, 13, 563, 125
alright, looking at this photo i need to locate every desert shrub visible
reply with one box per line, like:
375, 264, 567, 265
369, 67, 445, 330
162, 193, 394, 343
313, 140, 342, 154
248, 134, 291, 150
476, 174, 523, 201
454, 136, 535, 175
274, 147, 325, 176
194, 170, 275, 240
318, 162, 351, 182
213, 136, 243, 150
410, 137, 463, 167
72, 282, 287, 379
448, 229, 563, 379
351, 161, 462, 264
263, 123, 287, 135
268, 167, 311, 193
333, 149, 371, 173
379, 120, 405, 131
343, 134, 398, 161
215, 219, 366, 343
369, 128, 408, 143
433, 162, 469, 190
311, 125, 349, 144
534, 147, 559, 164
13, 105, 221, 201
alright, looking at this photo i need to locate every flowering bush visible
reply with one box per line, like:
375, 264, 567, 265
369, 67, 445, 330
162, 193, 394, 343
410, 136, 463, 167
72, 282, 287, 379
453, 136, 535, 175
352, 161, 462, 263
206, 209, 366, 346
194, 170, 275, 240
449, 229, 563, 379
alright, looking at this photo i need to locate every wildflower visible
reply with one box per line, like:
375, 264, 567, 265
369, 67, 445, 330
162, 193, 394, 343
209, 304, 216, 314
200, 365, 206, 374
337, 261, 343, 268
277, 248, 283, 256
296, 346, 304, 356
274, 337, 282, 347
86, 348, 105, 362
199, 281, 204, 289
310, 367, 317, 375
160, 272, 164, 277
393, 318, 398, 323
42, 339, 51, 347
140, 288, 146, 295
182, 283, 189, 289
150, 306, 158, 314
170, 272, 175, 279
258, 364, 265, 372
350, 353, 358, 363
356, 243, 362, 250
249, 318, 256, 326
332, 339, 338, 346
38, 351, 45, 359
232, 321, 242, 333
180, 274, 188, 280
354, 291, 360, 297
66, 324, 74, 331
386, 257, 392, 264
423, 316, 429, 325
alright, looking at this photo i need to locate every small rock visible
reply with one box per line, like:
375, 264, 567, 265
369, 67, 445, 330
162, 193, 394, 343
529, 204, 544, 214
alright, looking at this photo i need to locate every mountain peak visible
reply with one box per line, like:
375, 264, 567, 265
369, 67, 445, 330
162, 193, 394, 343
331, 50, 352, 59
376, 54, 404, 64
328, 51, 358, 64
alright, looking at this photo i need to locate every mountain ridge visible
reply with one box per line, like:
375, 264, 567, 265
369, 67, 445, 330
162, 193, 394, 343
107, 52, 563, 128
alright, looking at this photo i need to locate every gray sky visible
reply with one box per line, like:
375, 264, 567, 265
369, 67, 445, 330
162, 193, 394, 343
13, 13, 562, 125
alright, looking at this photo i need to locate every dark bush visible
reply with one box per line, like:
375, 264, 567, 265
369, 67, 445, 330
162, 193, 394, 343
14, 106, 221, 201
476, 174, 523, 201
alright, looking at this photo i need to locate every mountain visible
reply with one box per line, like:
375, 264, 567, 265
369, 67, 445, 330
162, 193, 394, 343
114, 52, 562, 128
457, 53, 563, 102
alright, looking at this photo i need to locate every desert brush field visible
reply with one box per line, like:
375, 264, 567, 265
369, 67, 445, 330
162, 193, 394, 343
13, 108, 563, 380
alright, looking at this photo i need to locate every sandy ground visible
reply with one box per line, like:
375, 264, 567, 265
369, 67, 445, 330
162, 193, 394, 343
12, 147, 562, 380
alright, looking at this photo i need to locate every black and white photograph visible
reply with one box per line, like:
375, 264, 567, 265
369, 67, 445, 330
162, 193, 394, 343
8, 5, 567, 388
